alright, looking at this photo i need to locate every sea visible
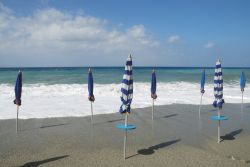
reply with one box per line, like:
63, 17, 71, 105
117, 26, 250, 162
0, 67, 249, 119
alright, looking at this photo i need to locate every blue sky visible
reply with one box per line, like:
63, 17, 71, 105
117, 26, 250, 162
0, 0, 250, 67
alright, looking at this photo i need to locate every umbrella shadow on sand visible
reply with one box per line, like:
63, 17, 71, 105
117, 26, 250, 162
107, 118, 124, 123
20, 155, 69, 167
19, 123, 70, 132
127, 139, 181, 159
154, 113, 178, 120
93, 118, 124, 125
208, 109, 217, 112
40, 123, 70, 129
161, 113, 178, 119
221, 129, 243, 141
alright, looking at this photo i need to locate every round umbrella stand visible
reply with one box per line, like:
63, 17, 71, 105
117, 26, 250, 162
116, 121, 136, 160
116, 124, 136, 130
210, 115, 229, 143
211, 115, 228, 121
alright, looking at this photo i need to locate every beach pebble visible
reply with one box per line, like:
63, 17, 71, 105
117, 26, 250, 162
230, 155, 241, 161
231, 156, 236, 160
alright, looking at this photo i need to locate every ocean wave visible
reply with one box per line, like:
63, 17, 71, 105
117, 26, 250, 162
0, 82, 248, 119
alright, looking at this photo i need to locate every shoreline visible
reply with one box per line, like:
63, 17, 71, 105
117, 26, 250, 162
0, 103, 250, 166
1, 101, 249, 120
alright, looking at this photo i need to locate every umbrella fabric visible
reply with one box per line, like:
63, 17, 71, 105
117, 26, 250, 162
14, 71, 22, 106
120, 55, 133, 114
151, 70, 157, 99
200, 70, 206, 94
240, 72, 246, 91
213, 60, 224, 108
88, 69, 95, 101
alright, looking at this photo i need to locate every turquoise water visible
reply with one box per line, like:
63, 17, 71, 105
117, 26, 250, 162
0, 67, 249, 119
0, 67, 249, 85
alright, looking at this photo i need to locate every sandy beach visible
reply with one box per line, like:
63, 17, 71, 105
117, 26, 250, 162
0, 103, 250, 167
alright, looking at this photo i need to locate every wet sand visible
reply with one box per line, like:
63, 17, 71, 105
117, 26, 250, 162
0, 103, 250, 167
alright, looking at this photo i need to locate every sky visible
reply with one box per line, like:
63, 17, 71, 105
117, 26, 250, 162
0, 0, 250, 67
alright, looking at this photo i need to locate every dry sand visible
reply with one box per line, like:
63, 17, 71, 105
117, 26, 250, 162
0, 103, 250, 167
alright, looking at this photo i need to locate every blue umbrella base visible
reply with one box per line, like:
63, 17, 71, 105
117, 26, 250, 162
210, 115, 229, 121
116, 124, 136, 130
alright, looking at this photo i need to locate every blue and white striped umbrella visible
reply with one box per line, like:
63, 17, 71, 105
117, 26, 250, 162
120, 55, 133, 114
213, 60, 224, 108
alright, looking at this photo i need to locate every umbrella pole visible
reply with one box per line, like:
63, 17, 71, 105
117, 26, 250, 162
217, 108, 221, 143
152, 99, 154, 120
16, 105, 19, 133
124, 114, 128, 160
241, 91, 244, 112
218, 120, 221, 143
198, 93, 203, 119
91, 101, 93, 124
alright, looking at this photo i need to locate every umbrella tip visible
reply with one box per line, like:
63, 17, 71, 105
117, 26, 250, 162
241, 71, 245, 78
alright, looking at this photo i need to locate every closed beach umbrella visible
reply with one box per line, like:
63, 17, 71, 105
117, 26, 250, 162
151, 69, 157, 120
88, 68, 95, 124
200, 70, 206, 93
240, 71, 246, 111
14, 70, 22, 133
212, 59, 226, 143
213, 60, 224, 108
117, 54, 136, 160
198, 69, 205, 119
120, 55, 133, 115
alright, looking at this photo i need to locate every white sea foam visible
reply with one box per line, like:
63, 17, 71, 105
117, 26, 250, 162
0, 82, 249, 119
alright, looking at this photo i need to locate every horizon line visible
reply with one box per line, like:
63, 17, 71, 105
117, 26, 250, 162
0, 66, 250, 69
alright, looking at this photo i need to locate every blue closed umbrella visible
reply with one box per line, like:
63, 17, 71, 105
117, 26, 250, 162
14, 70, 22, 133
200, 70, 205, 94
151, 70, 157, 120
117, 54, 136, 160
240, 72, 246, 92
240, 71, 246, 111
151, 70, 157, 98
198, 69, 205, 119
88, 68, 95, 124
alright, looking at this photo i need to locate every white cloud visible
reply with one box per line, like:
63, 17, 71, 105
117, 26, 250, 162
167, 35, 180, 44
0, 4, 160, 66
204, 42, 215, 49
